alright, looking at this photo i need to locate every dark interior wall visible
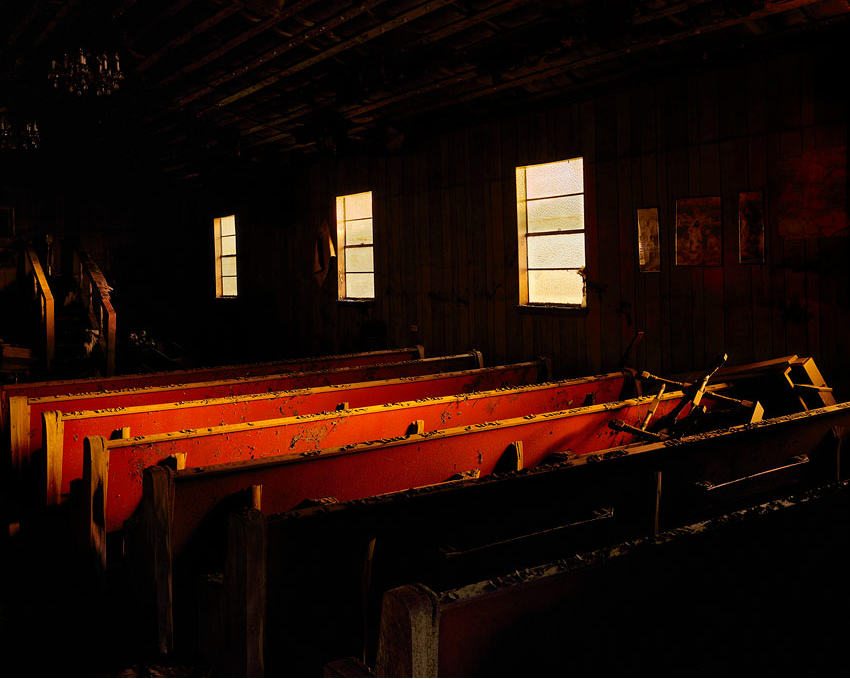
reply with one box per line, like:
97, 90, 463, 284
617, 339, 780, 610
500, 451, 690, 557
3, 39, 847, 386
251, 42, 849, 388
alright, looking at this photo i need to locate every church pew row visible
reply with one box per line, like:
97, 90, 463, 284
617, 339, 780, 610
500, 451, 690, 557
0, 345, 425, 431
372, 477, 850, 677
132, 387, 734, 654
44, 359, 553, 505
7, 351, 483, 487
226, 400, 850, 676
86, 369, 631, 554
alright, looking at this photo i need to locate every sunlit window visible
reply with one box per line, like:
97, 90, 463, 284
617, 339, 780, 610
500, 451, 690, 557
213, 214, 238, 298
336, 191, 375, 300
516, 157, 586, 306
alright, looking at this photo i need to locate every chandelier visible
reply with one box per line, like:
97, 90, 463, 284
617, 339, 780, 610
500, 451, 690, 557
0, 116, 40, 151
48, 49, 124, 96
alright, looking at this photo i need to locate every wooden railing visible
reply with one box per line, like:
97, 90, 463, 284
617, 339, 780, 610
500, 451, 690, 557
73, 251, 117, 376
23, 246, 55, 369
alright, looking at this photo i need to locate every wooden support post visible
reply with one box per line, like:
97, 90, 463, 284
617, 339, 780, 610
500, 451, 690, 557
653, 471, 663, 536
142, 465, 175, 655
495, 440, 524, 473
415, 344, 425, 359
225, 508, 266, 677
375, 585, 440, 678
110, 426, 131, 440
251, 484, 263, 511
8, 395, 29, 474
361, 536, 377, 664
641, 384, 666, 430
84, 436, 110, 573
471, 349, 484, 368
43, 410, 64, 506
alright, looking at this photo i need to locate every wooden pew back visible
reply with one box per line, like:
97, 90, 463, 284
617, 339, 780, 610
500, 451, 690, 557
89, 371, 627, 540
0, 345, 425, 430
8, 352, 481, 492
45, 360, 548, 504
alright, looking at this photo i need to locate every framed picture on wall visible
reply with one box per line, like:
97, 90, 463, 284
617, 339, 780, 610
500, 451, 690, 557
675, 197, 722, 266
738, 191, 765, 264
0, 207, 14, 239
636, 207, 661, 272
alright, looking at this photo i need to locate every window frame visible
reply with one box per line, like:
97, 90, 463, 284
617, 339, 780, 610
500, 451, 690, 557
516, 157, 587, 309
213, 213, 238, 299
336, 191, 375, 302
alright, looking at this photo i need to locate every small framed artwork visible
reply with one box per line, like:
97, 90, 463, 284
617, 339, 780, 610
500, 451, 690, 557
675, 197, 722, 267
0, 207, 14, 239
738, 191, 765, 264
636, 207, 660, 272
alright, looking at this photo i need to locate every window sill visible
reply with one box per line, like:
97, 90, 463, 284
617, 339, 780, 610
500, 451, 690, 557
517, 303, 588, 317
338, 298, 375, 305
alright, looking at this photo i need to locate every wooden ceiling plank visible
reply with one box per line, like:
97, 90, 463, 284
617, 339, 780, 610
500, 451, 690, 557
178, 0, 392, 108
137, 3, 244, 73
157, 0, 325, 87
129, 0, 196, 47
33, 0, 83, 47
5, 1, 44, 51
409, 0, 528, 47
438, 0, 826, 108
211, 0, 460, 109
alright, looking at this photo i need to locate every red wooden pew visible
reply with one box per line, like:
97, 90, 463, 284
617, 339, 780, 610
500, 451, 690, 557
8, 351, 482, 484
44, 360, 551, 505
132, 386, 731, 655
371, 401, 850, 678
0, 345, 425, 430
86, 370, 630, 548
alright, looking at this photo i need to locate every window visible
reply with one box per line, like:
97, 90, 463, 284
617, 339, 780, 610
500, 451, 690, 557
213, 214, 238, 298
336, 191, 375, 300
516, 157, 586, 306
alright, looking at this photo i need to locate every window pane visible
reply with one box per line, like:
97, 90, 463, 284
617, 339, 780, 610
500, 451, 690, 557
221, 256, 237, 276
528, 269, 584, 305
346, 273, 374, 298
345, 218, 373, 245
346, 246, 373, 273
524, 157, 583, 199
220, 214, 236, 236
527, 233, 585, 269
221, 235, 237, 256
527, 195, 584, 233
343, 191, 373, 220
222, 276, 238, 297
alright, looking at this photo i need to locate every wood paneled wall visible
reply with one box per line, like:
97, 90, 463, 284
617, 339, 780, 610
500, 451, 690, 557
266, 46, 847, 388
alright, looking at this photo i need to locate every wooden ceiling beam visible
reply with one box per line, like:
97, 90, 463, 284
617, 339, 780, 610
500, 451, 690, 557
112, 0, 141, 20
4, 1, 44, 52
127, 0, 201, 53
207, 0, 460, 110
178, 0, 392, 108
157, 0, 325, 88
136, 3, 243, 73
426, 0, 826, 110
407, 0, 528, 47
33, 0, 83, 48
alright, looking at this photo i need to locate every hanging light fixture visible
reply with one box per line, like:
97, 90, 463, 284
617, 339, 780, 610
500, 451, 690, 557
48, 48, 124, 96
0, 115, 40, 151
